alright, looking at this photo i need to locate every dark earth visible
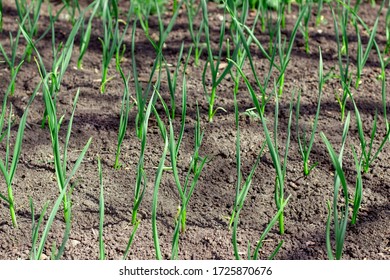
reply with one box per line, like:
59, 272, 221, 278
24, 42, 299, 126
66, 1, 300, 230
0, 0, 389, 259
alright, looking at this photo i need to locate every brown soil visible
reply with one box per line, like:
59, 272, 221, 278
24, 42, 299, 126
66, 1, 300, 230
0, 0, 389, 260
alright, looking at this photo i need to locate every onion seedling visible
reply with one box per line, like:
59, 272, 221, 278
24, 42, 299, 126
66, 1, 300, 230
338, 0, 388, 130
296, 47, 323, 176
376, 42, 388, 131
341, 0, 389, 130
41, 76, 92, 223
48, 10, 83, 94
133, 0, 167, 40
164, 43, 187, 119
30, 180, 72, 260
97, 156, 105, 260
15, 0, 43, 62
185, 0, 204, 67
264, 90, 295, 235
20, 11, 83, 127
131, 23, 161, 139
114, 65, 133, 169
227, 2, 266, 225
297, 0, 313, 54
228, 92, 292, 257
353, 0, 362, 13
0, 77, 38, 228
256, 0, 267, 32
122, 220, 140, 259
160, 75, 207, 233
169, 104, 208, 259
151, 115, 168, 260
201, 0, 239, 122
227, 0, 264, 88
264, 3, 279, 56
331, 7, 351, 123
0, 62, 24, 141
230, 53, 295, 234
230, 89, 268, 259
353, 2, 382, 89
171, 102, 207, 233
337, 0, 350, 57
62, 0, 80, 25
250, 196, 290, 260
152, 77, 207, 258
280, 1, 291, 29
275, 6, 306, 96
30, 152, 82, 260
349, 95, 390, 173
77, 0, 100, 69
99, 0, 131, 93
226, 2, 277, 115
321, 112, 351, 260
150, 102, 169, 260
351, 146, 363, 225
0, 28, 23, 95
131, 90, 159, 225
138, 0, 183, 55
316, 0, 324, 26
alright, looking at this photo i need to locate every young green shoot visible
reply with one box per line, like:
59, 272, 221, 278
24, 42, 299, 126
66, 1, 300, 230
338, 0, 350, 56
131, 91, 158, 225
15, 0, 43, 62
77, 0, 100, 69
30, 181, 71, 259
296, 47, 323, 176
250, 196, 291, 260
98, 156, 105, 260
99, 0, 131, 93
268, 90, 295, 235
20, 9, 84, 127
298, 0, 313, 54
151, 117, 168, 260
149, 99, 169, 260
164, 43, 189, 119
131, 23, 161, 139
41, 76, 92, 223
62, 0, 80, 25
276, 6, 306, 96
316, 0, 325, 26
0, 78, 38, 228
201, 0, 238, 122
170, 103, 208, 259
114, 65, 133, 169
226, 2, 278, 115
138, 0, 183, 55
230, 87, 270, 259
349, 95, 390, 173
351, 147, 363, 225
156, 77, 207, 241
48, 10, 83, 94
353, 2, 382, 89
321, 112, 351, 260
331, 7, 351, 122
152, 77, 207, 258
122, 220, 140, 260
0, 28, 23, 95
185, 0, 204, 66
340, 0, 389, 130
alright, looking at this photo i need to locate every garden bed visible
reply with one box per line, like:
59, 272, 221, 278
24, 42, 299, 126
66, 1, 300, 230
0, 0, 389, 260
